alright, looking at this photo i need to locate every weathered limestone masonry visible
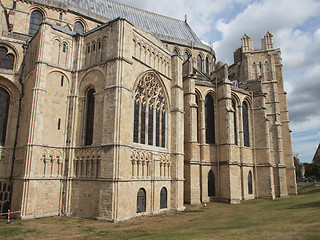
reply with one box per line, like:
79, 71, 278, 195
0, 0, 296, 221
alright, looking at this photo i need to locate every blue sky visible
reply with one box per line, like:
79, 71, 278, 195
114, 0, 320, 163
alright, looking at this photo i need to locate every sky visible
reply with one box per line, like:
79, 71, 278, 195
113, 0, 320, 163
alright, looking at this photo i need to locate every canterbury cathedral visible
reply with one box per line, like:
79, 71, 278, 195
0, 0, 297, 221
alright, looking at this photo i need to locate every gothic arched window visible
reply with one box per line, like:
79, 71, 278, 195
196, 94, 200, 143
172, 49, 178, 56
232, 100, 237, 145
183, 52, 189, 63
243, 101, 250, 147
208, 170, 215, 197
28, 10, 43, 35
197, 54, 202, 71
206, 57, 209, 74
160, 187, 167, 209
137, 188, 146, 213
205, 94, 215, 144
0, 87, 10, 146
85, 88, 95, 146
73, 21, 84, 34
0, 47, 14, 70
133, 73, 167, 148
248, 171, 253, 194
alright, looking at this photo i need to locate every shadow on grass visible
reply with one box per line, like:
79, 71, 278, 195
289, 201, 320, 209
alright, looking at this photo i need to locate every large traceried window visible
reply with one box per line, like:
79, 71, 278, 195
133, 73, 167, 148
85, 88, 95, 146
0, 47, 14, 70
197, 54, 202, 71
73, 21, 84, 34
205, 94, 215, 144
28, 10, 43, 35
232, 100, 237, 145
0, 87, 10, 146
242, 101, 250, 147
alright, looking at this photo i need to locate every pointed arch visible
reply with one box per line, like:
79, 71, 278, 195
84, 88, 95, 146
232, 99, 238, 145
197, 54, 203, 71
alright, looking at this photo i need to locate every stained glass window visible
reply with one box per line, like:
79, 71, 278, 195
243, 102, 250, 147
0, 87, 10, 146
160, 187, 167, 209
85, 89, 95, 146
0, 47, 14, 70
137, 188, 146, 213
28, 10, 43, 35
197, 54, 202, 71
208, 170, 215, 197
73, 21, 84, 34
205, 95, 215, 144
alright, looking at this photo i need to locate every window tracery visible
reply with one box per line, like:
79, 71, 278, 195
133, 73, 167, 148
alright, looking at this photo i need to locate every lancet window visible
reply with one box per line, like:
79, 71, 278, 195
160, 187, 167, 209
133, 73, 167, 148
0, 87, 10, 146
242, 101, 250, 147
85, 88, 95, 146
197, 54, 202, 71
28, 10, 43, 35
208, 170, 215, 197
206, 57, 209, 74
232, 100, 237, 145
205, 94, 215, 144
248, 171, 253, 194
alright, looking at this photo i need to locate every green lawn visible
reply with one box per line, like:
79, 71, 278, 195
1, 188, 319, 240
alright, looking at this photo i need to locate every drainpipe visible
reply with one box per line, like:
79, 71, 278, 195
9, 42, 29, 210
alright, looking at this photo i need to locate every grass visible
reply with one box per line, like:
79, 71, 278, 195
0, 188, 319, 239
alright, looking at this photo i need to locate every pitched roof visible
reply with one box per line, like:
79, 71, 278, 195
312, 144, 320, 164
29, 0, 211, 50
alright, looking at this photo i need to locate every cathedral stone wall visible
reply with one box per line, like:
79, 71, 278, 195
0, 0, 296, 221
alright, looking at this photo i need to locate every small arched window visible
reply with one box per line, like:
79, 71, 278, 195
242, 102, 250, 147
205, 94, 215, 144
0, 87, 10, 146
208, 170, 215, 197
73, 21, 84, 34
28, 10, 43, 35
85, 88, 95, 146
0, 47, 14, 70
206, 57, 209, 74
172, 49, 178, 56
183, 52, 189, 63
160, 187, 167, 209
62, 43, 66, 53
197, 54, 202, 71
232, 100, 237, 145
248, 171, 253, 194
137, 188, 146, 213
